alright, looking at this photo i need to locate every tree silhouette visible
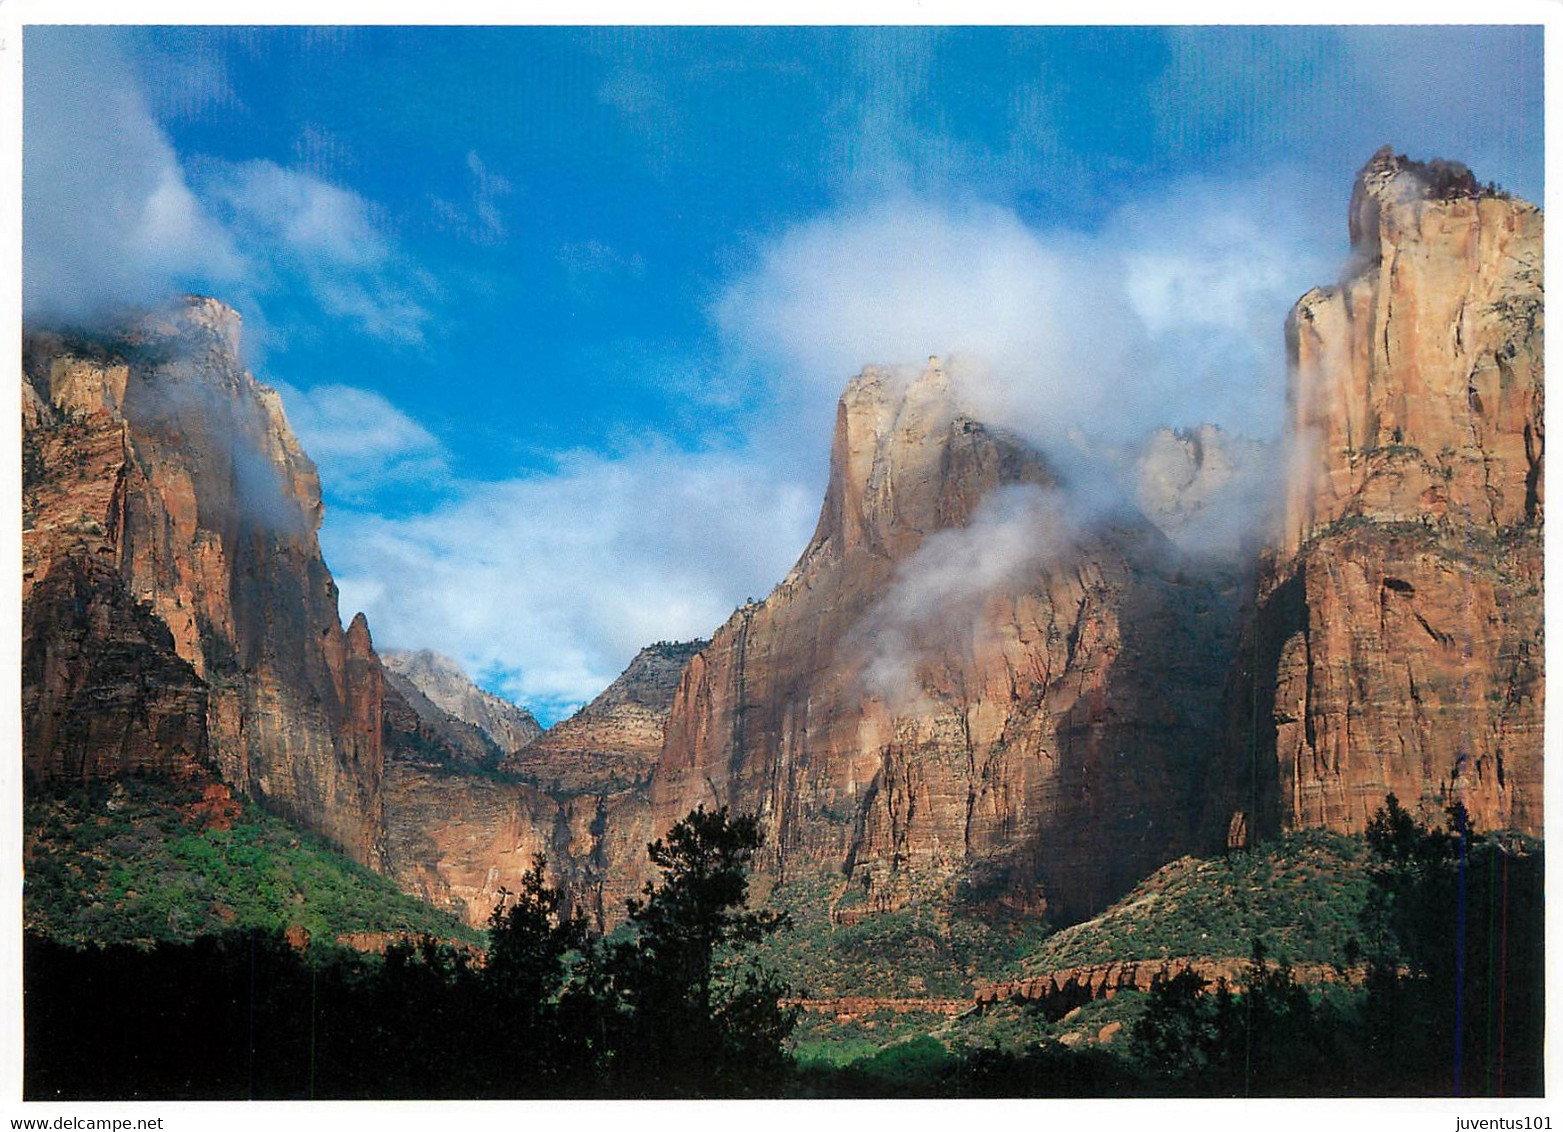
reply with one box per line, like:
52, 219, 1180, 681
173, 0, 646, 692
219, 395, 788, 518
604, 805, 795, 1096
1360, 796, 1543, 1096
483, 854, 590, 1091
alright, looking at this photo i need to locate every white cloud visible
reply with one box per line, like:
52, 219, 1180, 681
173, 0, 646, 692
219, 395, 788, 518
429, 150, 512, 246
25, 31, 433, 348
199, 159, 432, 345
272, 382, 449, 503
23, 31, 246, 322
322, 445, 816, 721
717, 178, 1333, 453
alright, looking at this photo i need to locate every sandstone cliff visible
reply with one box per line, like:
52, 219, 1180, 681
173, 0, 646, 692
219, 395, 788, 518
25, 146, 1540, 948
652, 361, 1242, 921
381, 648, 542, 757
379, 639, 698, 929
23, 299, 386, 865
1233, 149, 1543, 838
505, 639, 704, 792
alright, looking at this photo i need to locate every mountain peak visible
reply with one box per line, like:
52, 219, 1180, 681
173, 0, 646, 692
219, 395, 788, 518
380, 648, 541, 754
1348, 147, 1501, 254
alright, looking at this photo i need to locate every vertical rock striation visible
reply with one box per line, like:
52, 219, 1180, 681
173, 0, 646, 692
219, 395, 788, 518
23, 298, 386, 865
1233, 149, 1543, 838
652, 361, 1241, 921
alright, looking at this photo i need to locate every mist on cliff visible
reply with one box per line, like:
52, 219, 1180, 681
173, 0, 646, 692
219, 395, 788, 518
718, 181, 1335, 707
722, 178, 1333, 448
857, 484, 1085, 713
720, 173, 1340, 544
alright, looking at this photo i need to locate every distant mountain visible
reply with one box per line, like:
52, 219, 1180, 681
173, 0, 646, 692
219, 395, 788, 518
505, 639, 706, 793
381, 648, 542, 759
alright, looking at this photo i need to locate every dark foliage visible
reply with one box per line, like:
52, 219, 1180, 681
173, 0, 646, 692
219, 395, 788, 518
1127, 944, 1351, 1096
600, 805, 796, 1097
25, 795, 1543, 1099
1359, 796, 1543, 1096
1117, 796, 1544, 1098
25, 807, 796, 1100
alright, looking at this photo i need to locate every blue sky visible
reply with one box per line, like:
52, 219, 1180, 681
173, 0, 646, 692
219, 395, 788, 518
23, 23, 1545, 722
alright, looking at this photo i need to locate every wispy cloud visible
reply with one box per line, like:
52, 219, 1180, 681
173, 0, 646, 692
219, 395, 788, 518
429, 150, 512, 246
23, 30, 245, 323
322, 444, 816, 721
716, 175, 1333, 451
598, 64, 678, 177
858, 484, 1083, 711
272, 382, 449, 504
558, 239, 647, 298
198, 159, 432, 345
25, 29, 434, 349
1151, 26, 1543, 203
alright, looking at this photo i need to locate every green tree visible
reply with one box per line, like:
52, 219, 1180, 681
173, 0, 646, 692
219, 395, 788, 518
486, 854, 587, 1011
1360, 797, 1544, 1095
605, 805, 795, 1096
482, 854, 591, 1092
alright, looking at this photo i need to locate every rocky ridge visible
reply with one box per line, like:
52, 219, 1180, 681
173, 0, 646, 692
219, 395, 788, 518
381, 648, 542, 757
651, 360, 1243, 921
378, 642, 710, 929
505, 639, 706, 792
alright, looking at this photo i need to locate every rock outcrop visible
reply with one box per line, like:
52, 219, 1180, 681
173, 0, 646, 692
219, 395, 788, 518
505, 639, 704, 792
975, 957, 1372, 1008
1233, 149, 1544, 838
652, 361, 1242, 921
381, 648, 542, 757
23, 299, 386, 865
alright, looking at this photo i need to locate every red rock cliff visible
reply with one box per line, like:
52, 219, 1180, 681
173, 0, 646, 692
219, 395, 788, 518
23, 298, 387, 865
1234, 150, 1543, 837
653, 361, 1241, 921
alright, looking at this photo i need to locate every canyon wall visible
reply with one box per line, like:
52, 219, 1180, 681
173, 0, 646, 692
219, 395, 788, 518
23, 147, 1542, 941
23, 299, 387, 864
652, 363, 1243, 921
1232, 148, 1543, 838
380, 642, 696, 928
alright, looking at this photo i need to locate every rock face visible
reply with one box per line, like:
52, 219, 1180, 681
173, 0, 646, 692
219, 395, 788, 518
23, 299, 386, 865
1134, 425, 1269, 559
652, 361, 1241, 921
23, 146, 1540, 946
505, 640, 705, 792
381, 649, 542, 757
1234, 149, 1544, 838
380, 761, 655, 931
379, 641, 696, 930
